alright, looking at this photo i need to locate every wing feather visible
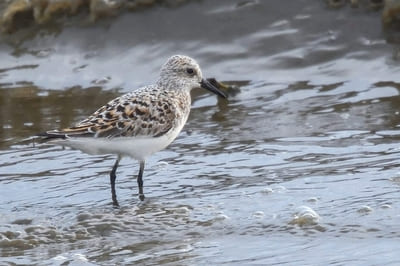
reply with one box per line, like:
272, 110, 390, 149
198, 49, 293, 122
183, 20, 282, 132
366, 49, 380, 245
42, 87, 182, 140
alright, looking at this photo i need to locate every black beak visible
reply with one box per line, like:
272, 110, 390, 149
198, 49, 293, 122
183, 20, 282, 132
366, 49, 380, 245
200, 79, 228, 99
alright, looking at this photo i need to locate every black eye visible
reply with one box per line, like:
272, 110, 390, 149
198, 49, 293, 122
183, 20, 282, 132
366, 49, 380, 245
186, 68, 194, 75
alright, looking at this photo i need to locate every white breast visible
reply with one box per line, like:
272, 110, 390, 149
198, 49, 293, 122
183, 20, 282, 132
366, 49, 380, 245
51, 111, 189, 161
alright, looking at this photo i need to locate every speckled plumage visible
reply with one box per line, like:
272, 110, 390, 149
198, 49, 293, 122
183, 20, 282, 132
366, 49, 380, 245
55, 86, 191, 139
38, 55, 227, 205
46, 55, 199, 141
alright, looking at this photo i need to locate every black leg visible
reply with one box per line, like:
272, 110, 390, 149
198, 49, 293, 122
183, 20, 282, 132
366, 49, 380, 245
110, 157, 120, 206
138, 161, 145, 201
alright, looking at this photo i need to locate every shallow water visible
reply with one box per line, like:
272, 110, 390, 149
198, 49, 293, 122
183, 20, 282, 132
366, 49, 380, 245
1, 1, 400, 265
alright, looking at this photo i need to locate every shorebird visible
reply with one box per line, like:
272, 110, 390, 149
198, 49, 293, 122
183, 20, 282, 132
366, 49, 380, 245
38, 55, 227, 206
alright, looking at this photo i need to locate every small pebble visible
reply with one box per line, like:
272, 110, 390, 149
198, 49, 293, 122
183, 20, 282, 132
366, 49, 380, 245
261, 187, 273, 194
357, 205, 373, 213
307, 197, 319, 203
252, 211, 265, 219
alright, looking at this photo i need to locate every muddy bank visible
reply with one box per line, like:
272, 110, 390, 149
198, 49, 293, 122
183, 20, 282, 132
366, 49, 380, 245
1, 0, 400, 34
2, 0, 400, 34
0, 0, 190, 33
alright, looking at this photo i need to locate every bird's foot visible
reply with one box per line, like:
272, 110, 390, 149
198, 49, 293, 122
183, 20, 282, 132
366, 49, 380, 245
112, 197, 120, 207
139, 193, 145, 201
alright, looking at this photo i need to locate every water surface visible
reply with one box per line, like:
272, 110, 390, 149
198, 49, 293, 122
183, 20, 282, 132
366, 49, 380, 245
1, 1, 400, 265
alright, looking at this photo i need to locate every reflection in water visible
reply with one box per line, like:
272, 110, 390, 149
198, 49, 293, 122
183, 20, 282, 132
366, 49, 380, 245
1, 0, 400, 265
0, 85, 121, 148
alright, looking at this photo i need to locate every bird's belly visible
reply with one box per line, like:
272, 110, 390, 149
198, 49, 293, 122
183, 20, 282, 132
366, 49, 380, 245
51, 122, 186, 161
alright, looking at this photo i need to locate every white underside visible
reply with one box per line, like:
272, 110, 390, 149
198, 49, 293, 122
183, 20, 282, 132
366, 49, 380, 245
50, 123, 186, 161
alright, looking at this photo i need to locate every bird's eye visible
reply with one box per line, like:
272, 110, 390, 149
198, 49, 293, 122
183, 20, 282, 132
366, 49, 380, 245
186, 68, 195, 75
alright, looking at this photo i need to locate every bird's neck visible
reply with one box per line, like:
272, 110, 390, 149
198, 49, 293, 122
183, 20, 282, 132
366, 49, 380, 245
156, 77, 191, 96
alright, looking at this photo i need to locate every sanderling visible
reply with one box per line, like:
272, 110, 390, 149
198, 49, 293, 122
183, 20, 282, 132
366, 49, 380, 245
38, 55, 227, 206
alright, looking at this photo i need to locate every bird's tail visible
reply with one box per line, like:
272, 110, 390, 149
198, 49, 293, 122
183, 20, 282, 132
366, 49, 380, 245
35, 124, 96, 142
35, 131, 68, 142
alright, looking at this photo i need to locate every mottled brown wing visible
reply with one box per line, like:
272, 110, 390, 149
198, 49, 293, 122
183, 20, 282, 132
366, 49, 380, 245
45, 89, 178, 139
